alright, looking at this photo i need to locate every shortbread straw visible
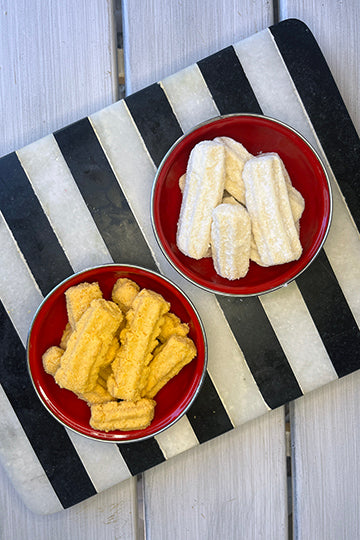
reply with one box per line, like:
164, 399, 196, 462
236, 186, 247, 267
213, 136, 253, 205
211, 203, 252, 280
55, 298, 123, 394
42, 279, 199, 432
176, 140, 225, 259
65, 281, 103, 330
243, 152, 302, 266
142, 334, 197, 399
90, 399, 156, 432
107, 288, 170, 401
222, 187, 304, 267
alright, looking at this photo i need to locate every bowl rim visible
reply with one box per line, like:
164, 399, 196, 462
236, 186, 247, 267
150, 112, 333, 297
26, 263, 208, 443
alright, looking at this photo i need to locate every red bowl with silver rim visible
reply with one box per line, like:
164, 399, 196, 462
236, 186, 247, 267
27, 264, 207, 442
151, 113, 332, 296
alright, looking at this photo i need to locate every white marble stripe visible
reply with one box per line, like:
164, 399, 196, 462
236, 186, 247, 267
234, 29, 360, 328
16, 134, 112, 273
155, 415, 199, 459
89, 102, 160, 268
232, 30, 343, 390
0, 215, 64, 513
0, 212, 133, 497
90, 99, 270, 427
160, 64, 219, 132
66, 429, 131, 491
0, 212, 43, 345
0, 384, 63, 514
160, 69, 272, 422
320, 170, 360, 323
260, 283, 337, 393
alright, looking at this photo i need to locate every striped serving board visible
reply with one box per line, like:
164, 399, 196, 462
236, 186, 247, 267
1, 19, 360, 514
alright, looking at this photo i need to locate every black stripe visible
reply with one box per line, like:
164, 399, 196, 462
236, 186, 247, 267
186, 372, 233, 443
196, 53, 302, 408
197, 46, 262, 115
296, 249, 360, 377
125, 85, 236, 442
0, 302, 97, 508
54, 118, 156, 271
124, 72, 278, 422
117, 438, 165, 476
270, 19, 360, 230
125, 83, 184, 167
217, 296, 303, 408
0, 152, 73, 296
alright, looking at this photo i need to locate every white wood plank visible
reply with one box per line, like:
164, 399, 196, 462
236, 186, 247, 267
122, 2, 288, 538
0, 0, 137, 536
144, 409, 288, 540
0, 0, 118, 158
90, 89, 270, 429
0, 460, 137, 540
290, 372, 360, 540
279, 2, 360, 538
122, 0, 273, 94
279, 1, 360, 130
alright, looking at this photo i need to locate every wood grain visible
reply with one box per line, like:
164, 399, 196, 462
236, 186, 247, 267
122, 0, 273, 94
279, 0, 360, 130
0, 0, 118, 158
1, 0, 359, 537
290, 372, 360, 539
0, 460, 137, 539
122, 2, 289, 539
144, 409, 288, 540
279, 2, 360, 537
0, 1, 137, 537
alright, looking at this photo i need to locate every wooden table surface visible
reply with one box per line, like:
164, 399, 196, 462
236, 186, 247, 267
1, 1, 359, 538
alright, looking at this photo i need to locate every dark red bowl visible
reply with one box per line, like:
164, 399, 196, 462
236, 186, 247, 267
151, 114, 332, 296
27, 264, 207, 442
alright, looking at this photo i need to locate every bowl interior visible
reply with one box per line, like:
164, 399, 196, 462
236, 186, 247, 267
152, 114, 332, 295
27, 265, 207, 442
